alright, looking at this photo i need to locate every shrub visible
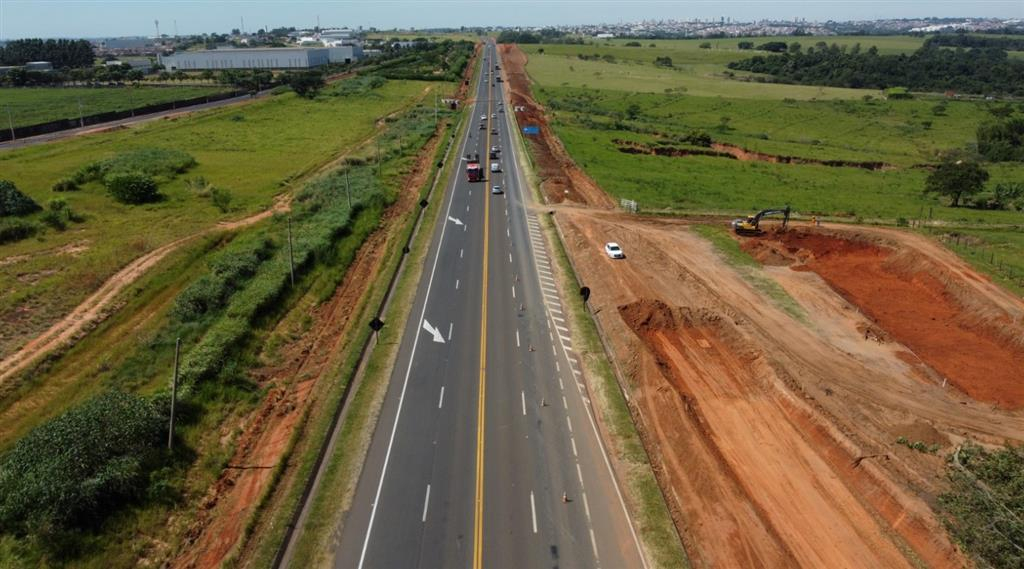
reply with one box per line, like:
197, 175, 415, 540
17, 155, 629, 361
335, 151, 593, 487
0, 179, 41, 217
75, 148, 197, 185
0, 391, 166, 536
51, 177, 79, 192
105, 171, 161, 204
0, 218, 38, 244
172, 237, 275, 321
185, 176, 212, 197
939, 443, 1024, 568
210, 187, 233, 213
653, 56, 673, 68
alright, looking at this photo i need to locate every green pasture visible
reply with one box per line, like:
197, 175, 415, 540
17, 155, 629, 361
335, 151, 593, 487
521, 45, 879, 100
542, 86, 1001, 166
0, 79, 450, 360
0, 86, 231, 128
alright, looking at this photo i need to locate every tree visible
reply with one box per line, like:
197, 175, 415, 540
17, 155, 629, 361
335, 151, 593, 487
757, 41, 789, 53
924, 154, 989, 207
788, 42, 802, 53
284, 70, 326, 99
653, 56, 673, 67
625, 103, 641, 120
0, 180, 41, 217
738, 41, 754, 50
699, 42, 712, 49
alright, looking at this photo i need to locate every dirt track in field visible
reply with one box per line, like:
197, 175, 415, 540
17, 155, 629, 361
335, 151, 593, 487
499, 42, 1024, 569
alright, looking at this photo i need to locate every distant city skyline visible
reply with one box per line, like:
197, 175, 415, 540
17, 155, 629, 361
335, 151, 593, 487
1, 0, 1022, 40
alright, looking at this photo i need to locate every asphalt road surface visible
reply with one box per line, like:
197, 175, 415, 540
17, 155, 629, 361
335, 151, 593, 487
332, 41, 646, 569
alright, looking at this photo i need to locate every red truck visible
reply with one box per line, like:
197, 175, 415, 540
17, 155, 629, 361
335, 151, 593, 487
466, 161, 483, 182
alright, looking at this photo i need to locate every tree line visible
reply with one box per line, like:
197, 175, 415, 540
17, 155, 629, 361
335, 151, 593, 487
924, 33, 1024, 51
0, 38, 95, 68
727, 42, 1024, 96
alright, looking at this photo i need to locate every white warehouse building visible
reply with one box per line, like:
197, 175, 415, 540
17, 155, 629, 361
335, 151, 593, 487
159, 47, 359, 70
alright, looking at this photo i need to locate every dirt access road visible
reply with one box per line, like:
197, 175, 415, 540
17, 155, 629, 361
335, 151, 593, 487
503, 43, 1024, 567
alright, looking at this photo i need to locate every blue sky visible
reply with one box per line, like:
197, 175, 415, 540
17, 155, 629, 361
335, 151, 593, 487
1, 1, 1022, 39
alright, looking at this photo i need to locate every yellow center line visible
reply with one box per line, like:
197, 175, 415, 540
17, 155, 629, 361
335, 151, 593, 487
473, 46, 493, 569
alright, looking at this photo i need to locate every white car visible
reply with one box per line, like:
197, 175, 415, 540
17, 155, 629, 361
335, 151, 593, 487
491, 113, 497, 119
604, 242, 625, 259
481, 115, 487, 120
491, 162, 500, 172
491, 185, 503, 195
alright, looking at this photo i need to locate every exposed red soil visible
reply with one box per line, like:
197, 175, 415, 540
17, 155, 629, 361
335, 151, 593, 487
745, 228, 1024, 409
171, 55, 477, 569
554, 210, 1024, 568
500, 44, 616, 208
612, 138, 894, 170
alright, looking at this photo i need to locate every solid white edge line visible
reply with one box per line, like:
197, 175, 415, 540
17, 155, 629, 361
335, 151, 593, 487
516, 328, 520, 348
438, 386, 445, 409
422, 484, 431, 523
356, 93, 470, 569
530, 491, 538, 534
521, 390, 526, 416
506, 65, 646, 568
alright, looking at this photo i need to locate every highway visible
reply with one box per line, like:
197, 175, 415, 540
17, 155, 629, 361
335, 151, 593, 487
332, 41, 645, 569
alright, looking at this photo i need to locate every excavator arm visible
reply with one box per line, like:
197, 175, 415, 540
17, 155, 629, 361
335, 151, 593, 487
732, 206, 791, 235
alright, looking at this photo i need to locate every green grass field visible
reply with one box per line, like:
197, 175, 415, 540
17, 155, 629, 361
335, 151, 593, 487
1, 86, 231, 128
522, 45, 880, 100
0, 79, 450, 361
544, 86, 999, 166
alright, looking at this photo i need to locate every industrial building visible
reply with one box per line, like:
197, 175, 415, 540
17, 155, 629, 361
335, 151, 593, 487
159, 47, 338, 70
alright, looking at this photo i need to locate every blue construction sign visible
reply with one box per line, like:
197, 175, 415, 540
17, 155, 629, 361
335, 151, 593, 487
522, 126, 540, 135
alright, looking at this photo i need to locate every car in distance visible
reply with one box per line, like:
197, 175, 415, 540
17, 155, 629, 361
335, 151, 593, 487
491, 185, 503, 195
491, 162, 500, 172
491, 113, 497, 119
604, 242, 625, 259
481, 115, 486, 120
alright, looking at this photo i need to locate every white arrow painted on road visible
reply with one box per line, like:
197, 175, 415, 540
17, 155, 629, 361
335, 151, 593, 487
422, 319, 446, 343
448, 216, 464, 226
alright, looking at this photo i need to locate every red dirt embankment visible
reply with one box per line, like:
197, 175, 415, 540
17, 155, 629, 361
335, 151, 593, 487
746, 228, 1024, 409
612, 138, 894, 170
620, 299, 914, 568
500, 44, 616, 208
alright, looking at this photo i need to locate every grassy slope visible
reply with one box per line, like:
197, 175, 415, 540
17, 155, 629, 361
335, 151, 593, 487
1, 85, 231, 128
0, 85, 457, 568
0, 81, 429, 358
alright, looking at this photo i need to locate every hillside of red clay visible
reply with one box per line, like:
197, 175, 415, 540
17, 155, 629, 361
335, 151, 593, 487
555, 210, 1024, 568
745, 227, 1024, 409
500, 44, 616, 208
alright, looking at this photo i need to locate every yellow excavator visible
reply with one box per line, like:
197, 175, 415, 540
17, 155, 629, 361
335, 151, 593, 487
732, 206, 791, 236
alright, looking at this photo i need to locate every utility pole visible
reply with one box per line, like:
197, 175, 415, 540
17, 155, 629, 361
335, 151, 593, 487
345, 168, 353, 210
287, 217, 296, 286
168, 337, 180, 450
77, 97, 85, 128
5, 106, 15, 141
